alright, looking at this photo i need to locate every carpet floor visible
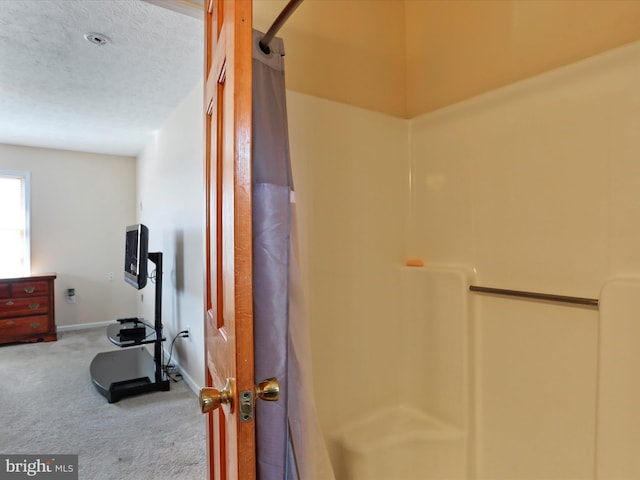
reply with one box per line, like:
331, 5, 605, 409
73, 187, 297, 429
0, 327, 206, 479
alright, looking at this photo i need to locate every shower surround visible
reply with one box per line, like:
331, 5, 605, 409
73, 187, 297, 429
288, 38, 640, 479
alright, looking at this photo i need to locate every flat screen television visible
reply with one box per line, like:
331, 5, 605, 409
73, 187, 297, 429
124, 224, 148, 289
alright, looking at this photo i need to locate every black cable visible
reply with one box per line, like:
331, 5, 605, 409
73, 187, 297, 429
164, 332, 180, 370
163, 330, 189, 382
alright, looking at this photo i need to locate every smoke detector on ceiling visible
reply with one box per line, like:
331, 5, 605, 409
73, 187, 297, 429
84, 32, 111, 46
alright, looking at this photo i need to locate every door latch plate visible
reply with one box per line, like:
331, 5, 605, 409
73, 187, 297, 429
239, 390, 253, 422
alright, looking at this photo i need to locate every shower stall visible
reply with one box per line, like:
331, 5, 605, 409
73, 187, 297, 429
285, 36, 640, 479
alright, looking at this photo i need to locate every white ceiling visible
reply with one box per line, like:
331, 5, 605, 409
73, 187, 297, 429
0, 0, 203, 157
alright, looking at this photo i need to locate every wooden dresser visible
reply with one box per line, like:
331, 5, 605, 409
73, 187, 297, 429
0, 274, 57, 344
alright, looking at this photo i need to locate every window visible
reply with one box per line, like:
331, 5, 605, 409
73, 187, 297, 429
0, 171, 30, 278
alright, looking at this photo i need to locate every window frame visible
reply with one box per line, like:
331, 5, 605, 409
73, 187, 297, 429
0, 170, 31, 278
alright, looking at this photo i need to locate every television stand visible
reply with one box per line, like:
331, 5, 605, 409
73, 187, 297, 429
90, 347, 169, 403
90, 252, 170, 403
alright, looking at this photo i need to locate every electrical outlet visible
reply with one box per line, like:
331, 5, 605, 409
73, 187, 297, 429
107, 272, 114, 282
183, 328, 192, 342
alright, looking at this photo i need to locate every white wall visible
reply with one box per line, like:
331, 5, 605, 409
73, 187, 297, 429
137, 80, 205, 389
0, 144, 137, 327
286, 91, 410, 457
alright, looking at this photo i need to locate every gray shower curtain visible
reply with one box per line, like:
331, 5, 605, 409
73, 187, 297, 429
251, 30, 335, 480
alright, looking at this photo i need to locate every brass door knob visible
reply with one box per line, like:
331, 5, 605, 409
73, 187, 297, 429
200, 377, 280, 416
199, 378, 233, 414
256, 377, 280, 402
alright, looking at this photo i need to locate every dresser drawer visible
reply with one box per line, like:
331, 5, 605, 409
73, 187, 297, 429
11, 281, 49, 297
0, 296, 48, 318
0, 274, 56, 344
0, 315, 49, 337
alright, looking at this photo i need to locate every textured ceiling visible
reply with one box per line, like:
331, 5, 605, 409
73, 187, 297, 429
0, 0, 203, 157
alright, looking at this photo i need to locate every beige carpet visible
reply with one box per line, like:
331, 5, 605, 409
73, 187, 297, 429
0, 327, 206, 479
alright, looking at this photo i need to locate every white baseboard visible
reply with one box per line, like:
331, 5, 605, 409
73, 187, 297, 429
57, 320, 114, 332
176, 362, 200, 395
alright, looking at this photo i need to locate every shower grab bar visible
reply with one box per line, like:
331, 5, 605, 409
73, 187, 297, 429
469, 285, 599, 308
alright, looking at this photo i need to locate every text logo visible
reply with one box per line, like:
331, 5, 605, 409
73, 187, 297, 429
0, 456, 77, 480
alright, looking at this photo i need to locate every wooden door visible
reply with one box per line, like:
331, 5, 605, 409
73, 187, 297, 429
203, 0, 254, 479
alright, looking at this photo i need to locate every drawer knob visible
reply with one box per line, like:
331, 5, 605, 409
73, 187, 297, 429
28, 303, 40, 310
29, 322, 40, 329
24, 287, 36, 294
6, 320, 15, 326
5, 301, 14, 306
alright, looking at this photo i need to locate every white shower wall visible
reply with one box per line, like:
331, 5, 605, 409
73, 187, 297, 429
409, 40, 640, 479
287, 91, 410, 443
